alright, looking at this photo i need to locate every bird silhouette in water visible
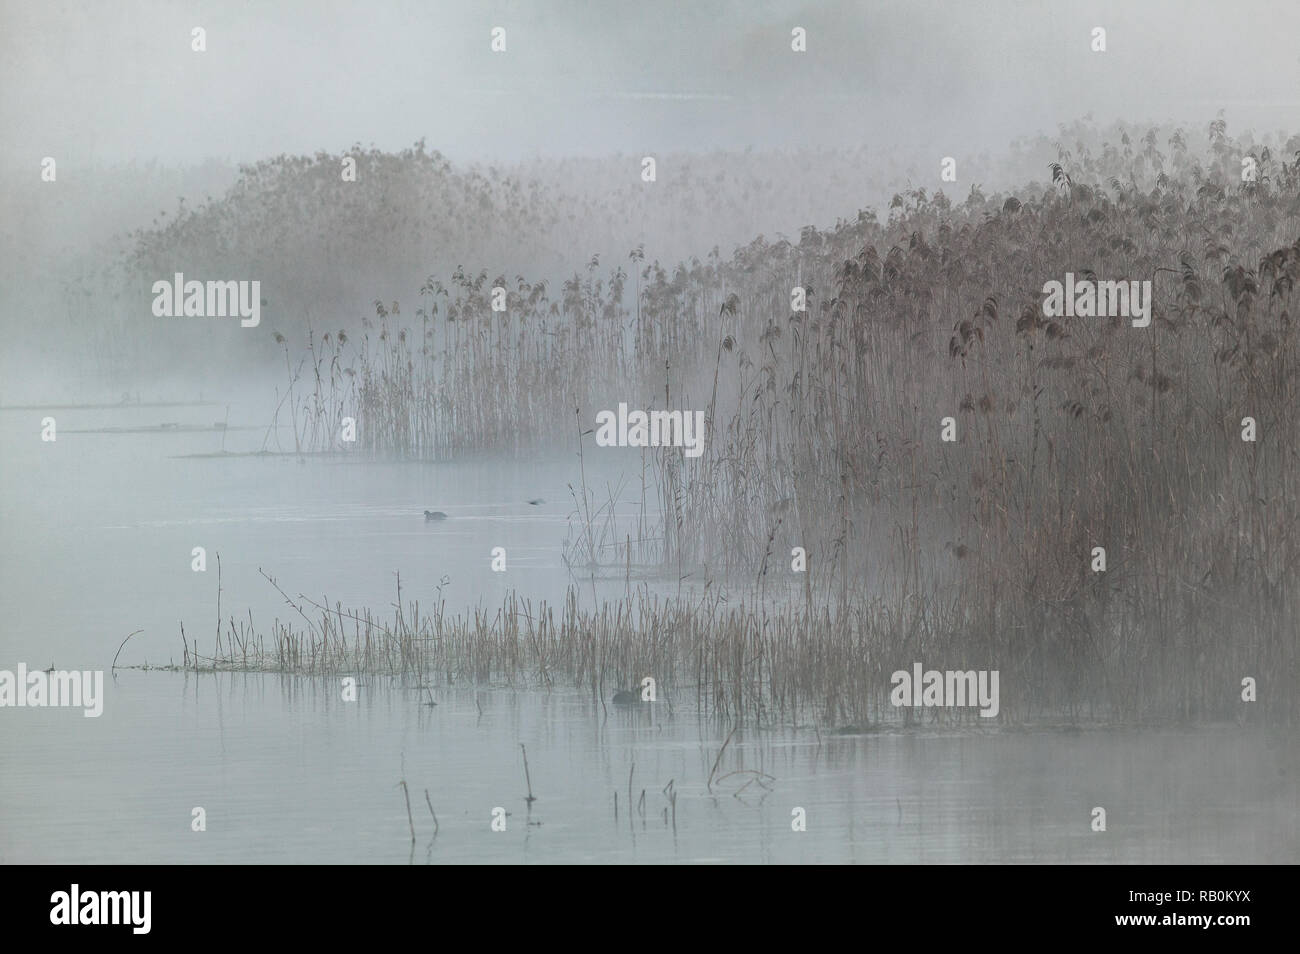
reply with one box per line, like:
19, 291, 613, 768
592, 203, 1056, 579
424, 510, 448, 521
612, 688, 640, 705
527, 498, 544, 505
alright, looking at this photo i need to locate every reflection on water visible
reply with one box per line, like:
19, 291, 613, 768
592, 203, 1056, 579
1, 672, 1294, 864
1, 412, 1296, 863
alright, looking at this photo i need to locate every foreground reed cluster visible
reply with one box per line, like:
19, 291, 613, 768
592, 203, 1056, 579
174, 572, 1290, 725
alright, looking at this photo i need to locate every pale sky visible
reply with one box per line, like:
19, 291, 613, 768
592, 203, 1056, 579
3, 0, 1298, 166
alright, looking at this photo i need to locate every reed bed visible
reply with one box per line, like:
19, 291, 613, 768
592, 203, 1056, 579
159, 117, 1300, 724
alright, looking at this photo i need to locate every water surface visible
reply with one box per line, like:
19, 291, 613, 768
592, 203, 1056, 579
1, 407, 1295, 863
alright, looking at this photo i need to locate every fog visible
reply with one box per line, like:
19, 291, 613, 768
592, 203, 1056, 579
1, 0, 1297, 873
4, 0, 1297, 165
5, 0, 1300, 401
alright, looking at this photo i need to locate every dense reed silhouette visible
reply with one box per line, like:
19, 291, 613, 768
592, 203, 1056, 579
144, 117, 1300, 723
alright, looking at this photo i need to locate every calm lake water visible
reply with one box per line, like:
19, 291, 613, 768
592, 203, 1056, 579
1, 404, 1296, 863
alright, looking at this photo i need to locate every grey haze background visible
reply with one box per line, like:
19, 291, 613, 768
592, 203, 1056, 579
2, 0, 1298, 398
1, 1, 1298, 868
4, 0, 1298, 165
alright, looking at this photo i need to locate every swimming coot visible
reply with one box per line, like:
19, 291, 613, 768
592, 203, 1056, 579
424, 510, 448, 521
612, 689, 640, 705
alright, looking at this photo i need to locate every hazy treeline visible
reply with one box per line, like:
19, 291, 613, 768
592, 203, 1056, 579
21, 114, 1294, 384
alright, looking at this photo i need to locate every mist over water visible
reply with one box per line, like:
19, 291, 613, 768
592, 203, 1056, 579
2, 0, 1299, 870
4, 676, 1294, 864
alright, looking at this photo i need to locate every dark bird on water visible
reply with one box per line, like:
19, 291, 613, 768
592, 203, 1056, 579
527, 498, 544, 505
612, 689, 640, 705
424, 510, 448, 521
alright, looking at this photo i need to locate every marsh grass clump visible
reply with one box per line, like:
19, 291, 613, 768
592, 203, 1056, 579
170, 561, 1292, 726
171, 576, 919, 725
